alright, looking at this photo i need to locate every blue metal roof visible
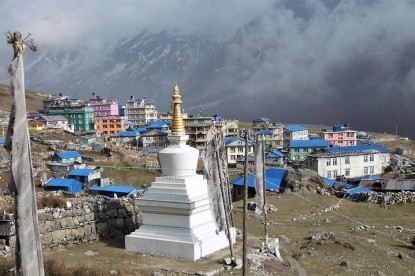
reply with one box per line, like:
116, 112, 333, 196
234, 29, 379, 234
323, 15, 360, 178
141, 130, 169, 136
326, 144, 391, 154
348, 186, 373, 196
57, 151, 81, 159
230, 168, 287, 192
258, 129, 273, 135
68, 169, 93, 176
290, 139, 328, 148
285, 125, 307, 132
45, 178, 82, 193
0, 138, 4, 145
124, 120, 134, 125
321, 177, 336, 188
147, 120, 171, 127
224, 136, 254, 146
255, 118, 271, 122
115, 130, 140, 137
266, 150, 285, 158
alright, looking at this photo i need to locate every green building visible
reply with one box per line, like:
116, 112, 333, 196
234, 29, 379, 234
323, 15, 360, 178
47, 97, 95, 133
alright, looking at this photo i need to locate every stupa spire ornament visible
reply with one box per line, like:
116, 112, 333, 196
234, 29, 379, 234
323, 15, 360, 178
171, 84, 185, 133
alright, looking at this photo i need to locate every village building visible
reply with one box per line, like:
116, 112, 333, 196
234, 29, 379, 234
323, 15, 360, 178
125, 96, 158, 126
288, 139, 329, 162
283, 125, 309, 148
68, 168, 101, 188
51, 151, 82, 164
305, 144, 391, 179
224, 136, 255, 166
38, 115, 69, 129
183, 115, 213, 150
252, 118, 284, 150
95, 116, 127, 135
46, 96, 95, 133
212, 115, 239, 137
319, 124, 358, 147
88, 95, 119, 117
140, 129, 169, 150
110, 129, 143, 144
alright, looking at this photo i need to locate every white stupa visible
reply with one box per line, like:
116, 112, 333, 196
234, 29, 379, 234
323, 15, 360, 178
125, 84, 234, 261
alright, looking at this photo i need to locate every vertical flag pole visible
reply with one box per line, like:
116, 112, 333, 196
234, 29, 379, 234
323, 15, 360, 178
262, 134, 269, 245
242, 129, 249, 275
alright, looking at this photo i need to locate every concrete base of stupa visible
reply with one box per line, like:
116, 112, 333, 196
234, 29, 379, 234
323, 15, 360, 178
125, 174, 235, 261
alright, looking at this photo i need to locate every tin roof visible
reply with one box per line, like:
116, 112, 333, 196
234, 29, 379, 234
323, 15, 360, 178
57, 151, 81, 159
68, 168, 93, 176
290, 139, 328, 148
230, 168, 288, 192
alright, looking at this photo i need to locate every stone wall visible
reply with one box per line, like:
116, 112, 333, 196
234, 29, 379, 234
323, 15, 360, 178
0, 196, 142, 256
349, 191, 415, 205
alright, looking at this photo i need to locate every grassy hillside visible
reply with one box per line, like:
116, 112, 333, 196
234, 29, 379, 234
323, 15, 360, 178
0, 84, 50, 112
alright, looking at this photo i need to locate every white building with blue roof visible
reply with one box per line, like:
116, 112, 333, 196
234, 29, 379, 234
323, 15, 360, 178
283, 125, 309, 148
224, 136, 255, 166
51, 151, 82, 164
305, 144, 391, 179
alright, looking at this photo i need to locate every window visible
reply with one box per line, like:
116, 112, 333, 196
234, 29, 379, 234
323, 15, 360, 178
345, 169, 350, 176
238, 147, 244, 153
230, 148, 235, 153
333, 158, 337, 166
364, 167, 368, 174
327, 171, 332, 178
326, 159, 331, 166
328, 134, 333, 138
369, 154, 374, 162
333, 170, 338, 178
370, 166, 374, 174
294, 148, 300, 152
345, 156, 350, 164
364, 155, 368, 162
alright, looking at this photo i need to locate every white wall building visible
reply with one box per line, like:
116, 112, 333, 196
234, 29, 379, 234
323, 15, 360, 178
305, 144, 391, 179
125, 97, 158, 126
224, 136, 255, 165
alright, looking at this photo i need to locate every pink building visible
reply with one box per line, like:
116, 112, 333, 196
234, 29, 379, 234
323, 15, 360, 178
89, 96, 119, 117
319, 125, 358, 147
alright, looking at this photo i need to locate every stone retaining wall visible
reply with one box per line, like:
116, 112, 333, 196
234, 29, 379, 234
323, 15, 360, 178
0, 196, 142, 256
350, 191, 415, 205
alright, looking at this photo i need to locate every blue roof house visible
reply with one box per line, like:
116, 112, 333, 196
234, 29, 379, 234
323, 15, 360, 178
51, 151, 82, 164
68, 168, 101, 188
305, 144, 391, 179
283, 125, 309, 148
225, 136, 255, 166
289, 139, 329, 162
45, 178, 83, 193
230, 168, 288, 201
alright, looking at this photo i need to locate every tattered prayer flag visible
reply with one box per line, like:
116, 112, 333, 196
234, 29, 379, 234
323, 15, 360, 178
254, 140, 264, 215
5, 32, 44, 276
201, 126, 228, 232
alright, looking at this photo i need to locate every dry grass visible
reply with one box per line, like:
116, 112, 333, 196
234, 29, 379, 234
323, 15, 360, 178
0, 84, 48, 112
33, 192, 415, 276
37, 195, 66, 209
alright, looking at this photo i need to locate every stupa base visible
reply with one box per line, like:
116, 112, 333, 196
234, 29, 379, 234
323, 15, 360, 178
125, 225, 235, 261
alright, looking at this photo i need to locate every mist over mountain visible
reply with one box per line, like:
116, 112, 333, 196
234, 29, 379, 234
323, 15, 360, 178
1, 0, 415, 138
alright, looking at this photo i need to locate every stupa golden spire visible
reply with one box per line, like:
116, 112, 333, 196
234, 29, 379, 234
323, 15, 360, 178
171, 84, 185, 133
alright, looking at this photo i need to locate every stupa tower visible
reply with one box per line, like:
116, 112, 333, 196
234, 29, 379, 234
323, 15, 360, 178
125, 84, 234, 261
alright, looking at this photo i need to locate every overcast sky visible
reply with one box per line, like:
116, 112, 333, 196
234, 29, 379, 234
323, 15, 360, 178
0, 0, 272, 52
2, 0, 415, 137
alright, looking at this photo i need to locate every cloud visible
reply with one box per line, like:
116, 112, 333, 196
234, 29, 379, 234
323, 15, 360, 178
0, 0, 272, 51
